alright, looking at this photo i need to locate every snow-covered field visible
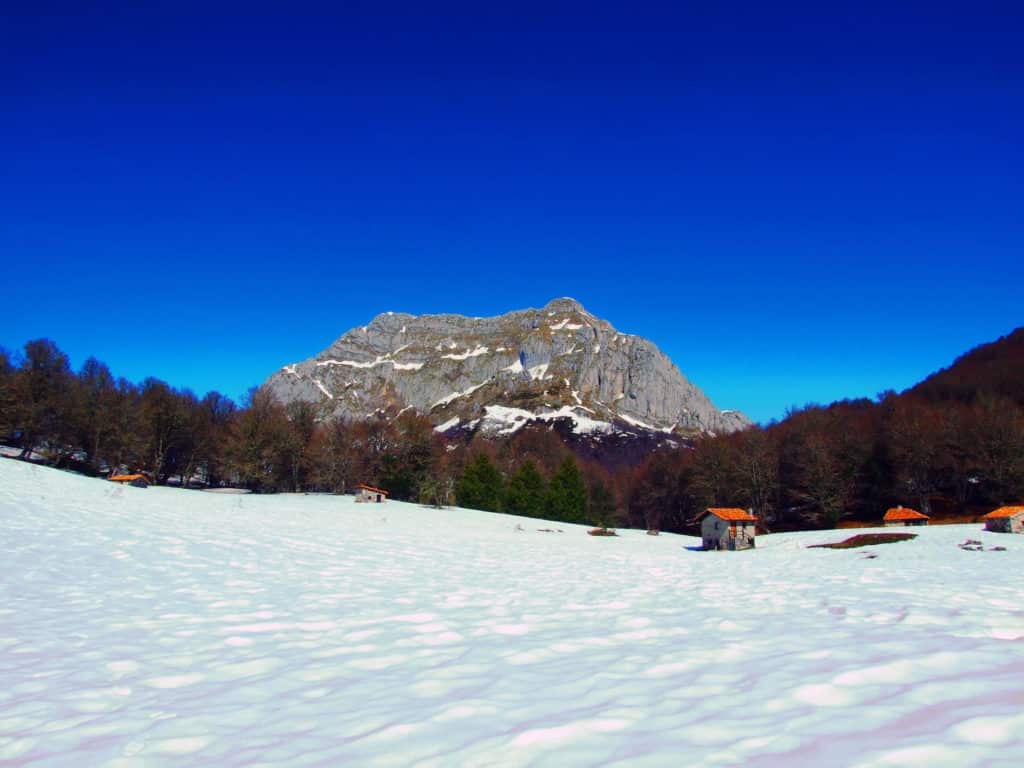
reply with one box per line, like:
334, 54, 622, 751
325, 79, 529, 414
2, 459, 1023, 767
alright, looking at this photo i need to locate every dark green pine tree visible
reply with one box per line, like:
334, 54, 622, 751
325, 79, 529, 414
545, 456, 587, 524
456, 453, 504, 512
505, 460, 547, 517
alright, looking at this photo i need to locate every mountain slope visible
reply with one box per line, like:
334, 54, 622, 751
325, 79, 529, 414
264, 298, 749, 436
908, 327, 1024, 405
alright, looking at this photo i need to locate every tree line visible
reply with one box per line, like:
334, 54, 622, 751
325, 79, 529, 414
637, 327, 1024, 531
456, 452, 619, 529
0, 339, 622, 529
626, 392, 1024, 532
4, 333, 1021, 533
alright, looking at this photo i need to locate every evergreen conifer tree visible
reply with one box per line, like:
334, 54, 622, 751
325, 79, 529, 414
456, 453, 503, 512
545, 456, 587, 523
505, 460, 546, 517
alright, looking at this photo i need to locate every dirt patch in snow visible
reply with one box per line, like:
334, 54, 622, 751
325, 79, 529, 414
809, 533, 918, 549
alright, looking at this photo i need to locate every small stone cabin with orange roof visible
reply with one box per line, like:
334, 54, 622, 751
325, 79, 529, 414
982, 506, 1024, 534
354, 484, 389, 503
698, 508, 757, 550
883, 505, 929, 527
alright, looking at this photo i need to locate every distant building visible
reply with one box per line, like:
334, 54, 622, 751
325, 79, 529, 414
982, 506, 1024, 534
883, 506, 929, 526
109, 473, 149, 488
697, 508, 757, 550
354, 484, 389, 503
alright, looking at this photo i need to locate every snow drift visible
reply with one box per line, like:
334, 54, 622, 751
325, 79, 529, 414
1, 458, 1023, 766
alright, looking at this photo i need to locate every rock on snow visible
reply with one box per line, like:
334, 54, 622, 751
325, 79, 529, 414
1, 458, 1023, 766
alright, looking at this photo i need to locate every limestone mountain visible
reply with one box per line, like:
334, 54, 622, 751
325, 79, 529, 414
263, 298, 750, 438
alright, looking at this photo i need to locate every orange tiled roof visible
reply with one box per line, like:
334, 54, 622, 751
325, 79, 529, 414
883, 507, 929, 521
109, 474, 147, 483
701, 508, 757, 522
983, 506, 1024, 519
355, 484, 389, 495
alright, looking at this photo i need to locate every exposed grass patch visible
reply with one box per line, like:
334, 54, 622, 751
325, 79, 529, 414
808, 533, 917, 549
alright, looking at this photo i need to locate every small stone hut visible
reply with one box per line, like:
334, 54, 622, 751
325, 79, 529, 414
697, 508, 757, 551
354, 484, 389, 503
883, 506, 929, 527
982, 506, 1024, 534
109, 473, 149, 488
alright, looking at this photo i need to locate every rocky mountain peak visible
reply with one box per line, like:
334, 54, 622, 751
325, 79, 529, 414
264, 300, 751, 438
544, 296, 587, 313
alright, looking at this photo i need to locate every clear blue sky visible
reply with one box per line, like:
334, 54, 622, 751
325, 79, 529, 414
3, 2, 1022, 423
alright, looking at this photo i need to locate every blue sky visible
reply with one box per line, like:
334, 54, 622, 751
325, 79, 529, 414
3, 2, 1022, 423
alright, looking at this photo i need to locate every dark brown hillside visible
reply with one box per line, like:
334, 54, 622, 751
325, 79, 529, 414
908, 328, 1024, 406
626, 326, 1024, 535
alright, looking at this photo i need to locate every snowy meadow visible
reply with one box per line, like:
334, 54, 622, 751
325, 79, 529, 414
2, 458, 1023, 767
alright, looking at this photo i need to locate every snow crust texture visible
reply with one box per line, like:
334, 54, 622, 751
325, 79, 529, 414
2, 459, 1024, 767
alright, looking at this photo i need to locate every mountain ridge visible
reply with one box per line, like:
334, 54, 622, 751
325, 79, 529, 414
263, 298, 750, 437
907, 327, 1024, 406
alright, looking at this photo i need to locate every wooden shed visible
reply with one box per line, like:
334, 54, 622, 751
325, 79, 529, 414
109, 473, 149, 488
883, 506, 929, 527
697, 508, 757, 551
982, 506, 1024, 534
354, 484, 389, 503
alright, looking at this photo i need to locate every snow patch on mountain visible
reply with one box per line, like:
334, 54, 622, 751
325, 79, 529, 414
434, 416, 461, 433
541, 406, 614, 435
442, 345, 489, 361
480, 405, 534, 436
617, 413, 657, 431
432, 382, 487, 409
318, 357, 388, 369
550, 318, 585, 331
528, 363, 550, 381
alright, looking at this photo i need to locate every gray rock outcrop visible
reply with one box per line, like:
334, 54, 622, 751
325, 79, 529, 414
263, 298, 750, 435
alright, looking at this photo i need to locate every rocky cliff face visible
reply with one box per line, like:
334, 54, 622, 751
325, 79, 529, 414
263, 298, 750, 437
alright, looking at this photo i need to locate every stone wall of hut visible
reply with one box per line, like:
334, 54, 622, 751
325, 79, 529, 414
701, 516, 755, 550
985, 515, 1024, 534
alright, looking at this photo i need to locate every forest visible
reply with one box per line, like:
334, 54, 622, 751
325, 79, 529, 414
2, 330, 1022, 534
